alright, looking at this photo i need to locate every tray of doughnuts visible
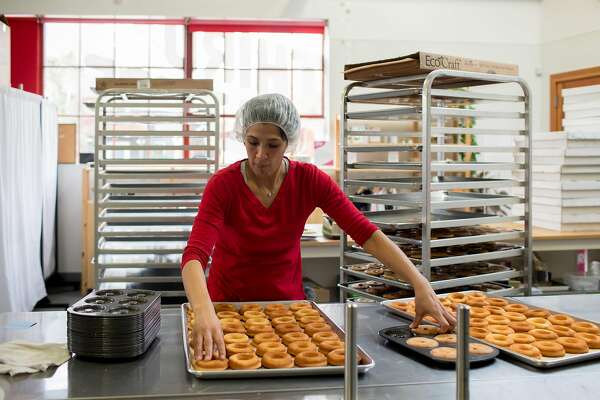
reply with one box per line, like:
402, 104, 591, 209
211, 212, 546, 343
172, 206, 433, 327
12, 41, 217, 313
181, 301, 375, 378
379, 323, 498, 365
381, 291, 600, 368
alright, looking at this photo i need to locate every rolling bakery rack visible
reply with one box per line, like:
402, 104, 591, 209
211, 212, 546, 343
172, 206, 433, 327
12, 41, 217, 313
338, 69, 533, 302
94, 89, 220, 299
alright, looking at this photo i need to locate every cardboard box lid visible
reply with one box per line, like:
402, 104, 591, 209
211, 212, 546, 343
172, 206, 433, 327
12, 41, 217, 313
344, 51, 518, 87
95, 78, 213, 91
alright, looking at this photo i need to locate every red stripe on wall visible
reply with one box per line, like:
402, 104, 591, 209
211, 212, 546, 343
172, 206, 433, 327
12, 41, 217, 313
7, 17, 43, 95
189, 20, 325, 34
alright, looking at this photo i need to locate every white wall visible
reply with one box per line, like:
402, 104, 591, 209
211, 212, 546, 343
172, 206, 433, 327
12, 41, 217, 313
5, 0, 545, 132
540, 0, 600, 130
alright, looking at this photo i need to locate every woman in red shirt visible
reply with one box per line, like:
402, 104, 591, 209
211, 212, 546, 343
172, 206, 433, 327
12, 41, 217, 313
182, 94, 455, 361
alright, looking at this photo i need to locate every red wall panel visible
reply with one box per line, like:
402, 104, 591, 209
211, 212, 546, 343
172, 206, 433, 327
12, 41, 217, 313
7, 17, 43, 95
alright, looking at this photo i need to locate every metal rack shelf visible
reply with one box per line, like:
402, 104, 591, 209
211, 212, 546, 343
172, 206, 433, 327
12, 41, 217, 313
339, 69, 532, 301
95, 88, 220, 298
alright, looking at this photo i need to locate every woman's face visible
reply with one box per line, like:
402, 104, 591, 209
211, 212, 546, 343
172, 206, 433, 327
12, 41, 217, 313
244, 123, 288, 177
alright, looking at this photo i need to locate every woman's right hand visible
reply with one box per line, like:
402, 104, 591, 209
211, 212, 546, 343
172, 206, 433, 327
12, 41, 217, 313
191, 305, 226, 360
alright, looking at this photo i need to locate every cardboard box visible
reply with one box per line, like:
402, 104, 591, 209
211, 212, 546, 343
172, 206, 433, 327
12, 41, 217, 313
58, 123, 77, 164
95, 78, 213, 91
344, 51, 518, 83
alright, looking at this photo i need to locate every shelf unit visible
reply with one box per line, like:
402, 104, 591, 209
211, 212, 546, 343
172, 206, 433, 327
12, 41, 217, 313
338, 69, 532, 301
94, 89, 219, 298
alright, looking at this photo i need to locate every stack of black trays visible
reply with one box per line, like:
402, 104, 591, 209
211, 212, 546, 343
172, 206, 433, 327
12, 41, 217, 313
67, 289, 161, 359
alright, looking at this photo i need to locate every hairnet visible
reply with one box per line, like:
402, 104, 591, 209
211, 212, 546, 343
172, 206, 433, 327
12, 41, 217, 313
234, 93, 301, 146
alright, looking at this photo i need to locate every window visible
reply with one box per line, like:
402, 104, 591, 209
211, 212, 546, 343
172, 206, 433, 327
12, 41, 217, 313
43, 19, 329, 165
43, 20, 185, 153
191, 26, 328, 165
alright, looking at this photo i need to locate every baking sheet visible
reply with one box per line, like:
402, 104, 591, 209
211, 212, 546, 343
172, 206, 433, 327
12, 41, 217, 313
181, 301, 376, 378
381, 292, 600, 368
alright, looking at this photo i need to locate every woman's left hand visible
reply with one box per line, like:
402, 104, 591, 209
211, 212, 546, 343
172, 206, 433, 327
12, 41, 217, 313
411, 278, 456, 332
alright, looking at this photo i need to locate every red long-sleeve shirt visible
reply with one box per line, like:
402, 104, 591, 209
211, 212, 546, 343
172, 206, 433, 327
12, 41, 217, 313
181, 159, 378, 301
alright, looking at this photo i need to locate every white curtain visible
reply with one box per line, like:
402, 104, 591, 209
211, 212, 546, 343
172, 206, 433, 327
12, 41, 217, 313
0, 87, 53, 311
41, 101, 58, 279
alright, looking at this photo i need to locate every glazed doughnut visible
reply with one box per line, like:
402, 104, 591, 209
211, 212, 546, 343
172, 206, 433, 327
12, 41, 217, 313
390, 302, 410, 311
509, 343, 541, 359
504, 303, 529, 314
532, 340, 565, 357
508, 333, 535, 344
483, 305, 506, 315
504, 312, 526, 322
466, 296, 488, 307
525, 308, 550, 318
224, 333, 249, 344
243, 311, 267, 320
264, 303, 288, 312
281, 332, 310, 345
469, 307, 491, 319
485, 333, 514, 347
509, 321, 535, 333
244, 317, 270, 327
214, 303, 237, 313
290, 302, 312, 312
246, 324, 274, 337
486, 315, 511, 326
487, 297, 509, 307
547, 314, 575, 326
275, 323, 303, 335
299, 316, 326, 327
557, 337, 589, 354
411, 325, 440, 336
262, 351, 294, 369
327, 348, 346, 366
318, 340, 345, 355
430, 347, 457, 360
529, 329, 558, 341
574, 332, 600, 349
220, 318, 243, 326
240, 303, 263, 313
272, 316, 297, 326
252, 332, 281, 346
548, 325, 576, 337
487, 324, 515, 335
304, 322, 333, 337
288, 341, 318, 356
469, 343, 495, 355
222, 323, 246, 334
266, 309, 294, 319
406, 337, 439, 349
312, 331, 340, 344
294, 309, 320, 318
229, 352, 261, 370
447, 292, 468, 303
226, 342, 256, 356
468, 291, 487, 299
571, 321, 600, 334
469, 327, 489, 339
192, 358, 229, 371
469, 318, 488, 328
256, 341, 287, 356
295, 350, 327, 367
434, 334, 457, 344
526, 317, 552, 330
217, 311, 242, 320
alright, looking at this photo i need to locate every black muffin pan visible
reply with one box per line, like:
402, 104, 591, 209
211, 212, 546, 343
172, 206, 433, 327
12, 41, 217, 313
67, 289, 161, 359
379, 323, 499, 366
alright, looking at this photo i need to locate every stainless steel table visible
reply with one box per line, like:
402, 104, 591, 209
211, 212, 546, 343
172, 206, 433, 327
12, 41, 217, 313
1, 294, 599, 400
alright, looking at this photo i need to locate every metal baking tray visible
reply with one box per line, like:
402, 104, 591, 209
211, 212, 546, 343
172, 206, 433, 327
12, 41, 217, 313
347, 161, 522, 172
363, 209, 523, 230
379, 324, 499, 366
98, 170, 212, 181
389, 230, 524, 248
345, 176, 520, 191
345, 245, 524, 268
340, 264, 522, 291
181, 301, 376, 378
97, 183, 205, 194
381, 292, 600, 368
348, 192, 523, 209
346, 106, 523, 121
